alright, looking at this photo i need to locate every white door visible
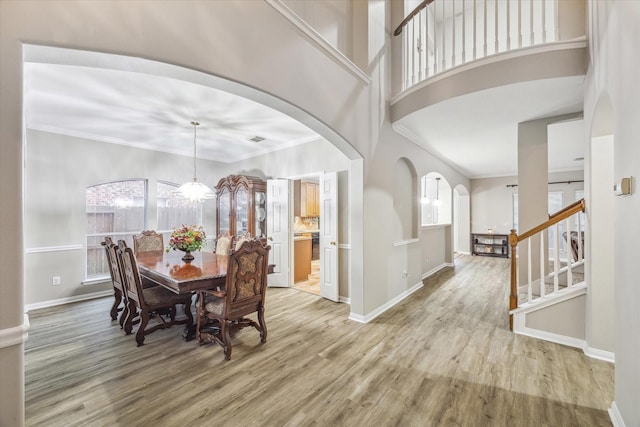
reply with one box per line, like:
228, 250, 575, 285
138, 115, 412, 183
267, 179, 291, 287
319, 172, 339, 301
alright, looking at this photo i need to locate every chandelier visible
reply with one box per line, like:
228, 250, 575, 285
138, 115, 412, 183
174, 121, 216, 202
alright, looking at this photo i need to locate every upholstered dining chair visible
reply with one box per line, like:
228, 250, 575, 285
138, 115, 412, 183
214, 233, 233, 256
196, 238, 271, 360
102, 237, 127, 327
234, 232, 251, 252
133, 230, 164, 254
117, 240, 194, 346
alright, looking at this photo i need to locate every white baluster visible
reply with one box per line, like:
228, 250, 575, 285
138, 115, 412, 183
404, 28, 409, 89
578, 212, 583, 261
483, 0, 488, 57
507, 0, 511, 50
411, 20, 416, 86
566, 218, 573, 286
434, 1, 438, 73
424, 8, 430, 78
452, 0, 456, 67
553, 223, 559, 293
473, 0, 477, 60
441, 0, 446, 71
418, 11, 423, 82
527, 237, 532, 302
540, 231, 545, 298
494, 0, 499, 53
530, 0, 534, 45
462, 0, 466, 63
542, 0, 547, 43
518, 0, 522, 48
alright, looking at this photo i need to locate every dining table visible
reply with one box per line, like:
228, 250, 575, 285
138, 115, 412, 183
135, 249, 274, 341
136, 250, 229, 341
136, 250, 229, 294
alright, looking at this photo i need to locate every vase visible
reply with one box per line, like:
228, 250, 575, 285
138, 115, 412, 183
181, 250, 195, 262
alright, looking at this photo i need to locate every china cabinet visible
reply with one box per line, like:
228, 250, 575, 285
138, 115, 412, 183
215, 175, 267, 242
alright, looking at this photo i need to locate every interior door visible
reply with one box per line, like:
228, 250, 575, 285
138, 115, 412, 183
267, 179, 291, 287
319, 172, 339, 301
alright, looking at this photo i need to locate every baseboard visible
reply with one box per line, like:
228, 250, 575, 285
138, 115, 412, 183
513, 326, 586, 350
349, 281, 423, 323
421, 262, 453, 280
25, 289, 113, 312
0, 314, 30, 349
339, 296, 351, 304
608, 402, 626, 427
583, 345, 615, 363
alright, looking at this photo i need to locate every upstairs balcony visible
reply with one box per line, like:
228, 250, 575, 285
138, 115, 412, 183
391, 0, 587, 117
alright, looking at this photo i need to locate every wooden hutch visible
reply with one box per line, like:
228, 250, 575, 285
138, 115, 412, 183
215, 175, 267, 243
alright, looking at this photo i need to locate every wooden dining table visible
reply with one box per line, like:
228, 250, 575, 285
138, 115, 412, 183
135, 250, 229, 341
135, 250, 274, 341
136, 250, 229, 294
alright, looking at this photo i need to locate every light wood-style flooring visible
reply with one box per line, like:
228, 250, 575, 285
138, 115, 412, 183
25, 255, 614, 426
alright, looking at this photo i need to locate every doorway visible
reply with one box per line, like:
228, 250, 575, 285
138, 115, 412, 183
293, 176, 321, 295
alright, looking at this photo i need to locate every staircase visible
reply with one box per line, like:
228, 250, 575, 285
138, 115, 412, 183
508, 199, 586, 346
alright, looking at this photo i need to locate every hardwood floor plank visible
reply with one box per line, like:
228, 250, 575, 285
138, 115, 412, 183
25, 255, 613, 426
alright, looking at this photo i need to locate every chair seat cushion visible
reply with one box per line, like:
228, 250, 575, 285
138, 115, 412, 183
204, 297, 224, 315
143, 286, 191, 307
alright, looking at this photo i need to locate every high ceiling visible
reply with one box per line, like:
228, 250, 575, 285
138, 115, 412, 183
393, 76, 585, 178
24, 46, 584, 178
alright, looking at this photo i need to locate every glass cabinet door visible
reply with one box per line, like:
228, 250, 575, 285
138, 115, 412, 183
218, 188, 231, 236
236, 186, 249, 236
255, 191, 266, 238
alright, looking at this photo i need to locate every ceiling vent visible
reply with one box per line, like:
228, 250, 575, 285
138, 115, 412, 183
249, 136, 265, 143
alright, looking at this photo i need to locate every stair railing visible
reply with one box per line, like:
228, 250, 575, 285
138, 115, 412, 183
393, 0, 560, 91
508, 199, 585, 330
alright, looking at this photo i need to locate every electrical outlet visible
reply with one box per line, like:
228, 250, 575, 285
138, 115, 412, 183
52, 276, 61, 286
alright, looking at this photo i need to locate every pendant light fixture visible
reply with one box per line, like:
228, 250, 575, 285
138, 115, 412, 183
421, 175, 431, 204
433, 177, 442, 206
174, 121, 216, 202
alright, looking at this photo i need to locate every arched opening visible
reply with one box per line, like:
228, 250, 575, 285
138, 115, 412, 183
420, 172, 452, 226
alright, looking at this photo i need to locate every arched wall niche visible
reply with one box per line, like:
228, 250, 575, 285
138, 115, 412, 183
420, 171, 452, 226
393, 157, 418, 240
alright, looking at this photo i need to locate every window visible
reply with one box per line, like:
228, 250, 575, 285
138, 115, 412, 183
86, 179, 147, 280
157, 181, 202, 244
512, 191, 572, 254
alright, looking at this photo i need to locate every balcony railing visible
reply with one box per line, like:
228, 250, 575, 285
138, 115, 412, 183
395, 0, 563, 91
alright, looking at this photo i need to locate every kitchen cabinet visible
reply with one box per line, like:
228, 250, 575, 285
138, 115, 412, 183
294, 236, 312, 282
301, 182, 319, 217
215, 174, 267, 242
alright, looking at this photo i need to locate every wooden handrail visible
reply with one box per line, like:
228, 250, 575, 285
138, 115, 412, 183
508, 198, 585, 330
393, 0, 435, 36
548, 198, 583, 220
517, 199, 585, 242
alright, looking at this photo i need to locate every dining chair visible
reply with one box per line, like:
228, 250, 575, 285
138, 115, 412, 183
215, 233, 233, 255
117, 240, 194, 346
234, 232, 251, 252
133, 230, 164, 254
102, 237, 128, 327
196, 238, 271, 360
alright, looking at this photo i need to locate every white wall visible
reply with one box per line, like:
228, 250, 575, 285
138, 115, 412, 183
23, 130, 353, 306
584, 1, 640, 423
471, 171, 584, 236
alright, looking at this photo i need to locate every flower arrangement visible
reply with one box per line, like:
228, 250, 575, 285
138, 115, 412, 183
168, 225, 206, 253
